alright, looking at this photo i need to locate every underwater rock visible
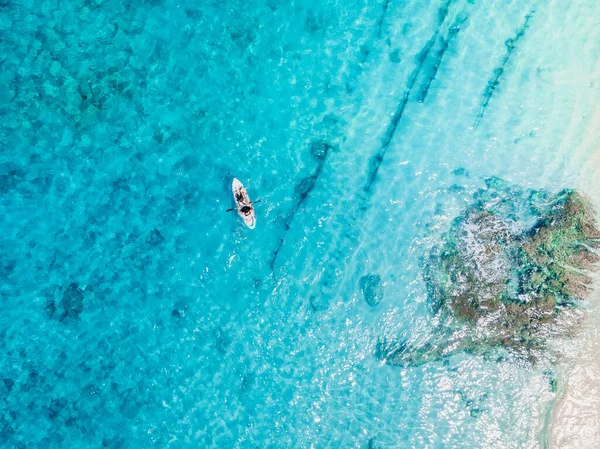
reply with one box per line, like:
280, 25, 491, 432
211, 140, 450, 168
44, 299, 56, 319
309, 140, 334, 161
47, 397, 68, 421
305, 10, 323, 34
367, 437, 381, 449
146, 228, 165, 246
360, 274, 384, 307
295, 175, 318, 200
451, 167, 470, 177
0, 163, 26, 194
0, 260, 16, 278
59, 283, 85, 322
383, 178, 600, 366
1, 378, 15, 395
389, 49, 402, 63
171, 301, 188, 319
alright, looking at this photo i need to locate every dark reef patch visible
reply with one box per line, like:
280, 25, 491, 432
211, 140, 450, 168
270, 140, 336, 269
0, 260, 16, 278
376, 0, 391, 39
380, 178, 600, 366
416, 18, 465, 103
389, 49, 402, 63
146, 228, 165, 246
309, 140, 334, 161
47, 397, 68, 421
451, 167, 470, 177
368, 436, 382, 449
363, 0, 461, 192
360, 274, 384, 307
0, 163, 26, 194
474, 12, 534, 127
171, 301, 188, 319
1, 378, 15, 396
59, 283, 85, 322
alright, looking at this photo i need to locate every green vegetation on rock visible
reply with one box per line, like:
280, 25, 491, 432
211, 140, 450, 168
379, 178, 600, 366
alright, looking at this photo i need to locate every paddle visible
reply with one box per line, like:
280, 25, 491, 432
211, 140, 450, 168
226, 199, 261, 212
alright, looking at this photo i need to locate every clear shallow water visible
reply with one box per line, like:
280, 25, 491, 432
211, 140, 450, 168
1, 0, 600, 448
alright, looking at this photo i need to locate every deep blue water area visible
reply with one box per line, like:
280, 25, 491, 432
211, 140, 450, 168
1, 0, 600, 447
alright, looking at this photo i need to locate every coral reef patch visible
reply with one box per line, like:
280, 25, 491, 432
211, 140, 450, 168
379, 178, 600, 366
360, 274, 383, 307
59, 283, 85, 322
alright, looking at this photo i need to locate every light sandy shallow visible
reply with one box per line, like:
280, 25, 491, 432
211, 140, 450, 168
550, 302, 600, 449
550, 96, 600, 449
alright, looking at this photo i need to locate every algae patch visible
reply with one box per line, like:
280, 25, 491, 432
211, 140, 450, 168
379, 178, 600, 366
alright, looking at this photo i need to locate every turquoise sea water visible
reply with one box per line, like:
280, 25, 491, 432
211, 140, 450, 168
1, 0, 600, 447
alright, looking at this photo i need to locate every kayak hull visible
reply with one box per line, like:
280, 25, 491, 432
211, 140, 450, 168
232, 178, 256, 229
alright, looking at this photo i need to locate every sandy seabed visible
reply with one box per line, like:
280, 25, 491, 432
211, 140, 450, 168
550, 101, 600, 449
550, 305, 600, 449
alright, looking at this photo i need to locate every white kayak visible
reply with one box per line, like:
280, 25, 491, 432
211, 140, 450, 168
232, 178, 256, 229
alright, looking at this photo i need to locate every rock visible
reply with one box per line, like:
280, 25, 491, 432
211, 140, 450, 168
1, 378, 15, 394
309, 140, 334, 161
0, 163, 26, 194
59, 283, 84, 321
386, 179, 600, 366
451, 167, 470, 177
294, 175, 317, 200
47, 397, 68, 420
171, 301, 187, 319
368, 437, 381, 449
0, 260, 16, 278
146, 228, 164, 246
389, 49, 402, 63
44, 299, 56, 319
360, 274, 383, 307
430, 186, 599, 345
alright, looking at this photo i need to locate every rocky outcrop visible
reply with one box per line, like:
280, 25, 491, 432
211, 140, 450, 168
59, 283, 85, 322
360, 274, 383, 307
379, 178, 600, 366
